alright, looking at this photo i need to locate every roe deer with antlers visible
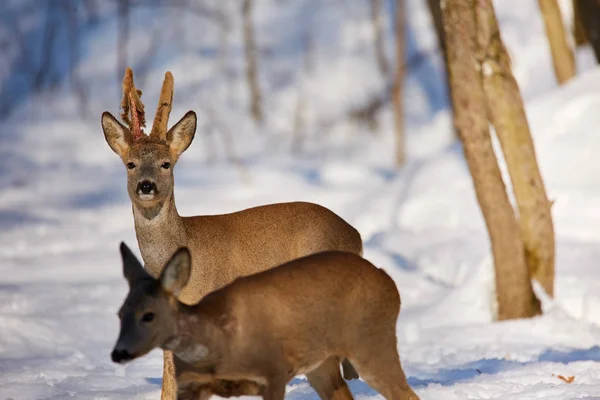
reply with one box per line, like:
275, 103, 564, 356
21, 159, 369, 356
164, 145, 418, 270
101, 68, 363, 400
112, 243, 419, 400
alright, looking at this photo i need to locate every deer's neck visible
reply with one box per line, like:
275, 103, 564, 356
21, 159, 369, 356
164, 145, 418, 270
165, 306, 225, 368
132, 194, 187, 277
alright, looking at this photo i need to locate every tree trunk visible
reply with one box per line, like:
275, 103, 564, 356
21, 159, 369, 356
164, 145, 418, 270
117, 0, 129, 89
371, 0, 390, 78
35, 1, 58, 90
573, 0, 600, 64
442, 0, 541, 319
538, 0, 576, 84
476, 0, 556, 297
62, 0, 89, 117
573, 0, 589, 46
427, 0, 457, 139
242, 0, 263, 124
392, 0, 406, 167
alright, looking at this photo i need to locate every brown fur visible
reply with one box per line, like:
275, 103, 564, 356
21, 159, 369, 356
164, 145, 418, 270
150, 72, 174, 139
120, 67, 146, 132
113, 247, 419, 400
102, 69, 364, 400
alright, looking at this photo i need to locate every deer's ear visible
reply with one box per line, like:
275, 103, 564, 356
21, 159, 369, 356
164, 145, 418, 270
102, 112, 133, 159
120, 242, 151, 287
160, 247, 191, 296
166, 111, 196, 158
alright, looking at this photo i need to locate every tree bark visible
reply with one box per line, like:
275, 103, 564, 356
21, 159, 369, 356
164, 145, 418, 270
371, 0, 390, 78
538, 0, 576, 84
242, 0, 263, 124
62, 0, 89, 117
442, 0, 541, 319
573, 0, 589, 46
427, 0, 457, 138
476, 0, 556, 297
392, 0, 406, 166
573, 0, 600, 64
117, 0, 130, 89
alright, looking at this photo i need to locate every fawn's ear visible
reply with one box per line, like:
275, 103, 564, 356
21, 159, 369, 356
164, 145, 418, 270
160, 247, 191, 296
120, 242, 151, 287
166, 111, 196, 159
102, 112, 133, 159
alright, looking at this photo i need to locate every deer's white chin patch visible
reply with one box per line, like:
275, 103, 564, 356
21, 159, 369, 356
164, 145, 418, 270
175, 343, 210, 364
137, 193, 155, 201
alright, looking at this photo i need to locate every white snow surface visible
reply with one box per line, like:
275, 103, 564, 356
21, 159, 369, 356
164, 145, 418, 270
1, 0, 600, 399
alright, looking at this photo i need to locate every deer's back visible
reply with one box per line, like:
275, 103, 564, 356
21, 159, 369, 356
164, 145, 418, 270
200, 251, 400, 356
179, 202, 362, 304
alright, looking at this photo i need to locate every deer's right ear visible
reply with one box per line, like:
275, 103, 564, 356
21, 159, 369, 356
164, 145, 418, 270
120, 242, 151, 287
160, 247, 191, 297
102, 112, 133, 159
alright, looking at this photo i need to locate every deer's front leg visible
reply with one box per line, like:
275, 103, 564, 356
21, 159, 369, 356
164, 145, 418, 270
262, 375, 287, 400
161, 350, 178, 400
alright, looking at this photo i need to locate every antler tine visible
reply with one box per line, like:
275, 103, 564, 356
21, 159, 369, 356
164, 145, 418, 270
150, 71, 174, 140
120, 67, 146, 141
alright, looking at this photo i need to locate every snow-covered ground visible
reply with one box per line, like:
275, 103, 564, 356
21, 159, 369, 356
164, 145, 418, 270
2, 0, 600, 398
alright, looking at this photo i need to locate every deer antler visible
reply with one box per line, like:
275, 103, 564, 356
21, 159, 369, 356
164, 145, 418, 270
150, 71, 174, 140
120, 67, 146, 141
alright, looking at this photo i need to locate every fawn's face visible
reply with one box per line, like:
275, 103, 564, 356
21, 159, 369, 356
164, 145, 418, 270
111, 243, 191, 364
101, 111, 196, 218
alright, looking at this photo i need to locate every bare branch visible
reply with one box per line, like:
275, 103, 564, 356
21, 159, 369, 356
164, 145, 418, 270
242, 0, 263, 124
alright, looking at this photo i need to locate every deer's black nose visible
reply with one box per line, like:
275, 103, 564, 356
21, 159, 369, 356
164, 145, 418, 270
111, 348, 132, 363
138, 180, 155, 195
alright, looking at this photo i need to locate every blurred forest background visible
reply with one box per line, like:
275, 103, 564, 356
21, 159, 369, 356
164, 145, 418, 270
0, 0, 455, 163
2, 0, 600, 318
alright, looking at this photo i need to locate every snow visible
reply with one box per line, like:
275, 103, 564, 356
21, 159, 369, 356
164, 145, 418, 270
1, 0, 600, 398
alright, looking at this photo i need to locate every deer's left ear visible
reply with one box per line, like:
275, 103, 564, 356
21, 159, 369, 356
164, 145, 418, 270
160, 247, 191, 296
120, 242, 151, 287
166, 111, 196, 159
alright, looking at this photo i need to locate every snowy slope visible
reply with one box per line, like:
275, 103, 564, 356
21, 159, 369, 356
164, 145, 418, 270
1, 0, 600, 399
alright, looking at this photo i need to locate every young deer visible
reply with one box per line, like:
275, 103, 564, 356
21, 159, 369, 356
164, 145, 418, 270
112, 243, 420, 400
101, 68, 363, 399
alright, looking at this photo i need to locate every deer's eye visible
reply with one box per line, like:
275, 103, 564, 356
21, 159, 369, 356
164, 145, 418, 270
161, 162, 171, 170
141, 312, 155, 323
126, 162, 136, 170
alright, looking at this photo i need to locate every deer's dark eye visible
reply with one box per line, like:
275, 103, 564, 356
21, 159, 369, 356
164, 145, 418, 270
126, 162, 136, 170
141, 312, 155, 323
161, 162, 171, 169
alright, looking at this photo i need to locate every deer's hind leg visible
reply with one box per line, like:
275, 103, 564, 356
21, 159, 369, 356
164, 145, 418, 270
305, 356, 354, 400
348, 331, 419, 400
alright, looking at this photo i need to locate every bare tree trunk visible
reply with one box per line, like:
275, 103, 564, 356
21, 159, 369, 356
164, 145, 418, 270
371, 0, 390, 78
392, 0, 406, 167
427, 0, 457, 138
427, 0, 446, 56
83, 0, 99, 25
292, 33, 314, 153
476, 0, 556, 297
62, 0, 89, 117
573, 0, 589, 46
442, 0, 541, 319
538, 0, 576, 84
242, 0, 263, 124
35, 1, 58, 90
573, 0, 600, 64
117, 0, 130, 90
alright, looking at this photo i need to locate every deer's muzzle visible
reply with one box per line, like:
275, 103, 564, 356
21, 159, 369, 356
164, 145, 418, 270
137, 180, 157, 198
111, 348, 134, 364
